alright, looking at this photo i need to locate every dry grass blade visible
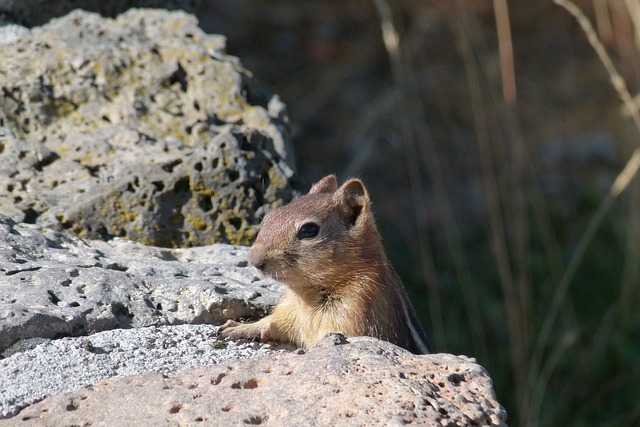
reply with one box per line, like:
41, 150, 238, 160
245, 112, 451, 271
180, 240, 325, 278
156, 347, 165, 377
528, 0, 640, 424
493, 0, 516, 103
529, 147, 640, 425
553, 0, 640, 129
371, 0, 447, 348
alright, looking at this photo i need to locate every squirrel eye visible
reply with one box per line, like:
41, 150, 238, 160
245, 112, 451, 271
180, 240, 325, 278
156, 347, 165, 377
297, 222, 320, 239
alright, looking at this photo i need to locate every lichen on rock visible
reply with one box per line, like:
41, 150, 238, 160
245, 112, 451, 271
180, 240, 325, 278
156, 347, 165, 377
0, 9, 298, 247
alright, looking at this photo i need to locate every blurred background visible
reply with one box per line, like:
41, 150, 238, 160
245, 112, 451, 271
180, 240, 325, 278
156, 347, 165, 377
5, 0, 640, 425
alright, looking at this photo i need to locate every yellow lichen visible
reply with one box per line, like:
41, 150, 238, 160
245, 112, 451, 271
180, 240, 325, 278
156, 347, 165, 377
185, 213, 208, 232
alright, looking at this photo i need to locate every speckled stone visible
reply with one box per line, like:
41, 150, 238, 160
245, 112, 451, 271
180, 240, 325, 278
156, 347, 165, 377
0, 9, 298, 247
7, 336, 508, 426
0, 215, 283, 354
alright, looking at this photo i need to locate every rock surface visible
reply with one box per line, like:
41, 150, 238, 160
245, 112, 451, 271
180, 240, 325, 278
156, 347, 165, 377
6, 335, 507, 426
0, 324, 289, 419
0, 9, 297, 247
0, 214, 282, 354
0, 214, 508, 425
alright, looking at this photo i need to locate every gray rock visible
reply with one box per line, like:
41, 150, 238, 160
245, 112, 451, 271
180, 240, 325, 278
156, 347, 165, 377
0, 23, 29, 44
6, 335, 508, 426
0, 9, 298, 247
0, 214, 509, 424
0, 216, 508, 425
0, 324, 290, 419
0, 214, 283, 354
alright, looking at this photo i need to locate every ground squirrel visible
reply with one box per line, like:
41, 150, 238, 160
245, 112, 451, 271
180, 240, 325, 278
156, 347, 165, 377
218, 175, 432, 354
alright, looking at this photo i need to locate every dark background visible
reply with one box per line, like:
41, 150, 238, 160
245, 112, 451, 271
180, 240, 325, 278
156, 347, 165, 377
4, 0, 640, 425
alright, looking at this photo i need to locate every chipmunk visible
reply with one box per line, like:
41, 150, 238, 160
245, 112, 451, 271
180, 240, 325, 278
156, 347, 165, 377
218, 175, 432, 354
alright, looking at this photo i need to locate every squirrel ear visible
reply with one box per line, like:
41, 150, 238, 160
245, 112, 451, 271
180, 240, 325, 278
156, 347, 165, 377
334, 179, 369, 227
308, 175, 338, 195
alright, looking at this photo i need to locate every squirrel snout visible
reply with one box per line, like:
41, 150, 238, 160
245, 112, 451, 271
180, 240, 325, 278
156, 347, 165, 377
247, 246, 266, 271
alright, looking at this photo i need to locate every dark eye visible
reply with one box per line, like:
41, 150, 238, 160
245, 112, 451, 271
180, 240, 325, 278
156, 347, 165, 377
297, 222, 320, 239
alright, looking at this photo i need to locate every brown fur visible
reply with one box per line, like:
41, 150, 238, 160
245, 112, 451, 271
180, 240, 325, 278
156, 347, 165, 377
218, 175, 431, 354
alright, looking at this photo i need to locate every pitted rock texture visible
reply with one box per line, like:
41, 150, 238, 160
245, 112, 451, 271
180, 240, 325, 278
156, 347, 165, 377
0, 215, 283, 354
8, 336, 507, 426
0, 9, 297, 247
0, 324, 290, 419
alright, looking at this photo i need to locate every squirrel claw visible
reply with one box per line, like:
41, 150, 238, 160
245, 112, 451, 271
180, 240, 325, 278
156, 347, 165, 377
218, 319, 270, 343
217, 320, 240, 338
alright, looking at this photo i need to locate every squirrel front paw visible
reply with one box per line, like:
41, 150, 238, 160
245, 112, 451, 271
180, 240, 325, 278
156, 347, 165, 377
217, 318, 271, 343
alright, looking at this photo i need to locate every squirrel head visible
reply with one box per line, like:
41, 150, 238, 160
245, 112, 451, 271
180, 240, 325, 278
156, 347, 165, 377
248, 175, 380, 291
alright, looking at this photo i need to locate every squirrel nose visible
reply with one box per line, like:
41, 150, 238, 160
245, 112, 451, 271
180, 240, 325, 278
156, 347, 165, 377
248, 246, 266, 271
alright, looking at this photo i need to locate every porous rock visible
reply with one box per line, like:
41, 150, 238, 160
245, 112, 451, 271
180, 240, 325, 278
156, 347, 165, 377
0, 324, 290, 419
0, 8, 297, 247
8, 336, 507, 426
0, 214, 283, 354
